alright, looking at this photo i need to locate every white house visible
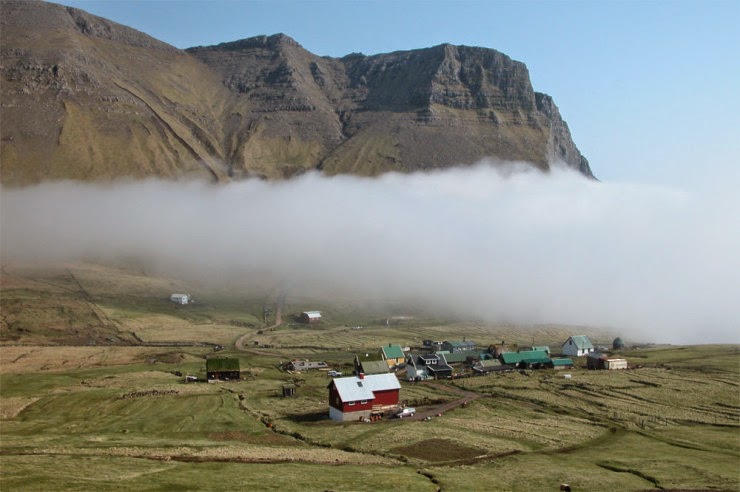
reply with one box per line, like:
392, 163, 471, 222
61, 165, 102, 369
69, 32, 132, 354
169, 293, 190, 305
562, 335, 595, 357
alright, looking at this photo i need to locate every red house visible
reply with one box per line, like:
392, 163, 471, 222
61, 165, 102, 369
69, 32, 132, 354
327, 373, 401, 422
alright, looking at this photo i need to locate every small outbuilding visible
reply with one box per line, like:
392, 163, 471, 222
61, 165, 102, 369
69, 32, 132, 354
587, 353, 628, 370
299, 311, 322, 323
169, 293, 191, 305
286, 359, 329, 371
551, 358, 575, 370
206, 357, 240, 381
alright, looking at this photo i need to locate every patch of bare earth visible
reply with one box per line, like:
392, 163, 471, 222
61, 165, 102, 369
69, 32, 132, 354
392, 438, 484, 462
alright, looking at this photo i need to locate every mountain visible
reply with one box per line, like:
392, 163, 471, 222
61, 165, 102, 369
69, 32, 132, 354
0, 0, 594, 186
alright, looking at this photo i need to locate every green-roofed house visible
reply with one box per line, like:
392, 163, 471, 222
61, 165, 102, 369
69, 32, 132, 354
206, 357, 240, 381
532, 346, 551, 356
500, 350, 551, 369
472, 359, 506, 374
562, 335, 595, 357
380, 344, 406, 369
437, 351, 468, 365
357, 359, 390, 375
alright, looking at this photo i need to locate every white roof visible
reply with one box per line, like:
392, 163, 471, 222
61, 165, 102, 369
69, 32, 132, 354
331, 373, 400, 403
302, 311, 322, 318
170, 293, 189, 298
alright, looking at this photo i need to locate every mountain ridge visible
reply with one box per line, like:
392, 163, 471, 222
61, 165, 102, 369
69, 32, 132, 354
0, 0, 594, 185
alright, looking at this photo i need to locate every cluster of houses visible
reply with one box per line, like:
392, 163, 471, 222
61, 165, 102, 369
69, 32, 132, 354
200, 333, 628, 423
326, 335, 629, 421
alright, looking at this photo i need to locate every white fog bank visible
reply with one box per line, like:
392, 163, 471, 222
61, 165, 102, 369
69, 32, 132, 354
2, 162, 738, 344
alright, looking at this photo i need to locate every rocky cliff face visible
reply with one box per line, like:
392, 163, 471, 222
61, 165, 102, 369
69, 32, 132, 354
0, 0, 593, 185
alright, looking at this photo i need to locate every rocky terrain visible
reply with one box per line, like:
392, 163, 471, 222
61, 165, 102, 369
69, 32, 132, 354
1, 0, 593, 185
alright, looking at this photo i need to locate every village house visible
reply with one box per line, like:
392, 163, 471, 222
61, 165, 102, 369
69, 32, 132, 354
380, 344, 406, 370
520, 345, 551, 356
471, 359, 507, 374
299, 311, 322, 323
488, 341, 516, 358
406, 353, 453, 380
354, 352, 386, 375
422, 340, 445, 351
206, 358, 240, 381
327, 373, 401, 422
442, 339, 476, 353
561, 335, 595, 357
500, 350, 552, 369
353, 354, 390, 375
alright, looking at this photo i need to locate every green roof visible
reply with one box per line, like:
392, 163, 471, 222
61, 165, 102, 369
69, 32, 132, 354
552, 358, 574, 366
359, 360, 390, 374
565, 335, 594, 350
478, 359, 502, 367
355, 352, 383, 362
501, 350, 550, 364
381, 345, 405, 360
440, 352, 467, 364
532, 346, 550, 353
206, 358, 240, 371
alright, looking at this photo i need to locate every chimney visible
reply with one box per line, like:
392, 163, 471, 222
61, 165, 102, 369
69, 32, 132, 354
359, 373, 365, 379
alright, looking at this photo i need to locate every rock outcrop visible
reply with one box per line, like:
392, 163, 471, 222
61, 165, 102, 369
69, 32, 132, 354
0, 0, 593, 185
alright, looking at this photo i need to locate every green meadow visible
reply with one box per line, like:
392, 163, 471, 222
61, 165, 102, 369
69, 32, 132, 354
1, 263, 738, 491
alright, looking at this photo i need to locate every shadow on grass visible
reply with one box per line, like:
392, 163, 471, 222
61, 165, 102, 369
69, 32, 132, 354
285, 410, 331, 423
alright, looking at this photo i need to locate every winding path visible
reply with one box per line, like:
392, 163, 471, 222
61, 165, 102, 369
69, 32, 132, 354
234, 292, 284, 353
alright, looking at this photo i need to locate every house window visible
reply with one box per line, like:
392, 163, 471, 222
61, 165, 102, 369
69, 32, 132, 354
348, 401, 355, 406
360, 400, 367, 404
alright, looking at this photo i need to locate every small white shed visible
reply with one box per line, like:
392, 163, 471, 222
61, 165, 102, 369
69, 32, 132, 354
170, 293, 190, 305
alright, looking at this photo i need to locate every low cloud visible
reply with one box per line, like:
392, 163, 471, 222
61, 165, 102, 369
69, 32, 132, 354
2, 161, 738, 344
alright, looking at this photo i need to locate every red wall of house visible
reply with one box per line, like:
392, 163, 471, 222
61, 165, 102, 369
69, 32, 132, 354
328, 383, 399, 412
372, 388, 399, 406
341, 400, 374, 412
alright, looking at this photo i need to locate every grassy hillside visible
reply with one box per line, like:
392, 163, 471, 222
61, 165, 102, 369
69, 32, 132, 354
1, 262, 738, 490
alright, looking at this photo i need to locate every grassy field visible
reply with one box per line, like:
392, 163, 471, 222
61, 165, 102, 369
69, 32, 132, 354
1, 263, 738, 490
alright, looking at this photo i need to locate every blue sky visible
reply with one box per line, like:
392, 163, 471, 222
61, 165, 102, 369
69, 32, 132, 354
59, 0, 740, 188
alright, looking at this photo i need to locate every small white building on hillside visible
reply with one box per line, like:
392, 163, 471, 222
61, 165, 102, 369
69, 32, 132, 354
299, 311, 322, 323
170, 293, 191, 305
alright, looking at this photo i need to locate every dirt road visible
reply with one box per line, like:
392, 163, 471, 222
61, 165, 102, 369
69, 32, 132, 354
234, 292, 284, 353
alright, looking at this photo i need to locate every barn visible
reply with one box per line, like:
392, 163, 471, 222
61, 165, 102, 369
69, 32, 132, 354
206, 358, 240, 381
327, 373, 401, 422
299, 311, 322, 323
